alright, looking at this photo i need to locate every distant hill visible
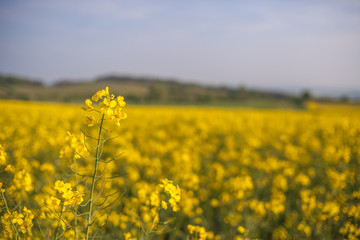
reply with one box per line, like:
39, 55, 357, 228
0, 74, 44, 100
0, 73, 314, 109
0, 75, 43, 86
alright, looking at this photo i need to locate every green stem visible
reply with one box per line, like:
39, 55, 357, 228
1, 190, 20, 240
145, 209, 160, 240
54, 201, 65, 240
85, 114, 105, 240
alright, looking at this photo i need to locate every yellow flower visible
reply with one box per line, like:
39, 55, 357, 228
91, 87, 108, 102
150, 191, 160, 208
47, 196, 61, 207
73, 191, 84, 205
0, 182, 5, 193
161, 201, 168, 210
81, 99, 94, 111
238, 226, 246, 234
84, 115, 96, 127
0, 144, 7, 165
12, 212, 24, 225
13, 170, 33, 192
4, 164, 15, 173
22, 207, 34, 230
54, 180, 71, 194
63, 190, 75, 206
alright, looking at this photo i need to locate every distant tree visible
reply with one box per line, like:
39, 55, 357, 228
196, 94, 213, 103
168, 82, 186, 102
301, 90, 312, 101
237, 86, 247, 100
147, 82, 168, 101
340, 95, 349, 102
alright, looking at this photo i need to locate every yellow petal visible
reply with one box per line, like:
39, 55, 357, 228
85, 99, 92, 106
110, 100, 117, 108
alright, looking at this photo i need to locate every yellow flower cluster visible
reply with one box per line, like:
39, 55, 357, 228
187, 224, 217, 240
340, 221, 360, 240
51, 180, 83, 206
12, 169, 34, 193
60, 131, 88, 160
124, 232, 137, 240
108, 178, 182, 237
1, 207, 34, 238
82, 86, 127, 126
159, 178, 181, 212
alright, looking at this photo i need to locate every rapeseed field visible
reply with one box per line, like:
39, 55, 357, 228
0, 87, 359, 240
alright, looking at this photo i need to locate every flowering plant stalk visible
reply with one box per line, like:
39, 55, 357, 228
81, 86, 127, 239
53, 201, 65, 240
0, 151, 35, 240
0, 184, 20, 240
73, 155, 79, 240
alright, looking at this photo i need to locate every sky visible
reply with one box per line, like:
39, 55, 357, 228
0, 0, 360, 96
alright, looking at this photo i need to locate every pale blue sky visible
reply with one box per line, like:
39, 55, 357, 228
1, 0, 359, 95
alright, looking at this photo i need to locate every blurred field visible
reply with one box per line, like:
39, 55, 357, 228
0, 99, 360, 239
